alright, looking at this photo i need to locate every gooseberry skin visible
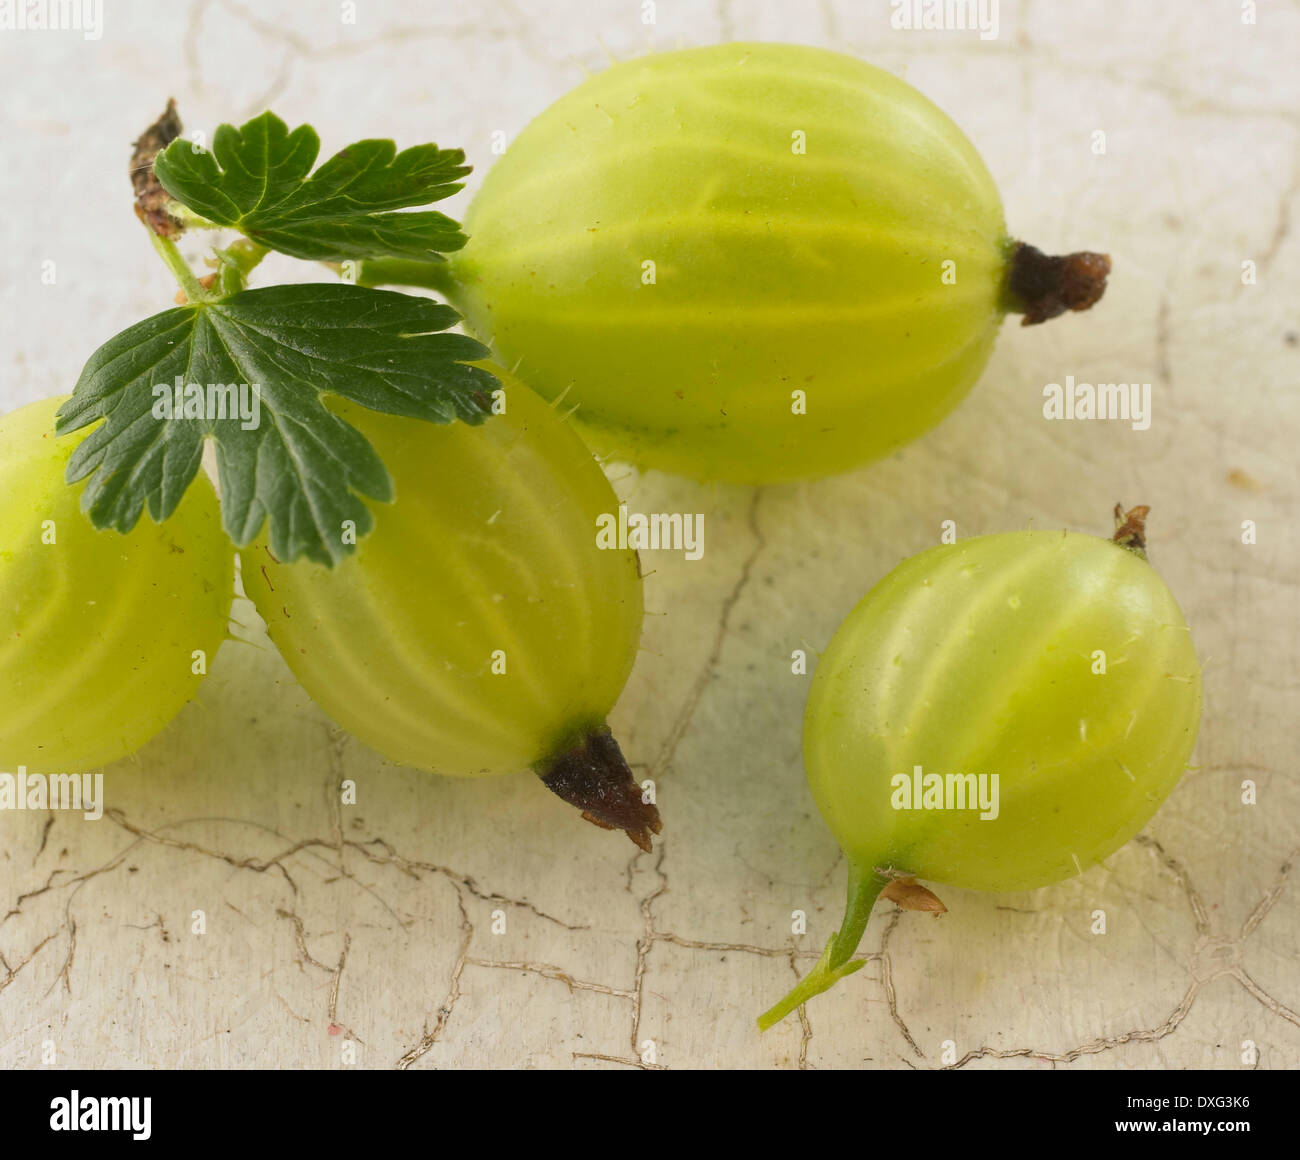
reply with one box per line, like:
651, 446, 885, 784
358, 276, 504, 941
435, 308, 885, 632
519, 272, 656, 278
0, 396, 234, 774
245, 368, 643, 780
806, 530, 1201, 892
760, 526, 1201, 1029
447, 42, 1010, 483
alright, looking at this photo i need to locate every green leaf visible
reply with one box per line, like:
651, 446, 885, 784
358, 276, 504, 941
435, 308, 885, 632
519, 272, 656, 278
153, 111, 470, 262
56, 283, 495, 567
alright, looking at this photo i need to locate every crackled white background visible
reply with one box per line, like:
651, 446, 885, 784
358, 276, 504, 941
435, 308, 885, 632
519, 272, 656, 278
1, 0, 1297, 1069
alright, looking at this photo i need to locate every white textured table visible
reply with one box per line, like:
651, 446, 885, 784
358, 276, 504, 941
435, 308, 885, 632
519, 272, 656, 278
1, 0, 1296, 1069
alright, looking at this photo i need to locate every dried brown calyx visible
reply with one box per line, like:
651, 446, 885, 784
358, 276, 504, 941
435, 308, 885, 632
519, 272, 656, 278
881, 875, 947, 915
1007, 241, 1112, 326
130, 98, 183, 239
1112, 503, 1150, 557
535, 727, 662, 852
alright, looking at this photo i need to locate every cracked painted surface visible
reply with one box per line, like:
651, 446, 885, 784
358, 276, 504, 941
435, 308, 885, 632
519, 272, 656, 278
1, 0, 1297, 1068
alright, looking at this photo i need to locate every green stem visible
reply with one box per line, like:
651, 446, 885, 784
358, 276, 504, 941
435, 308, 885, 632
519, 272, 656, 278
148, 228, 209, 304
168, 201, 221, 230
756, 861, 888, 1031
329, 257, 459, 297
214, 238, 268, 296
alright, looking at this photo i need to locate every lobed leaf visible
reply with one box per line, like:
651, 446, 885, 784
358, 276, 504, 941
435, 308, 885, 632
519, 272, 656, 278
153, 110, 470, 261
57, 283, 495, 566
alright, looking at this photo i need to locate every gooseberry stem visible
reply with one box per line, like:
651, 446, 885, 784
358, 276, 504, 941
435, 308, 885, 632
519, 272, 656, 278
169, 203, 221, 230
148, 229, 211, 304
756, 861, 889, 1031
213, 238, 269, 296
331, 257, 459, 297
